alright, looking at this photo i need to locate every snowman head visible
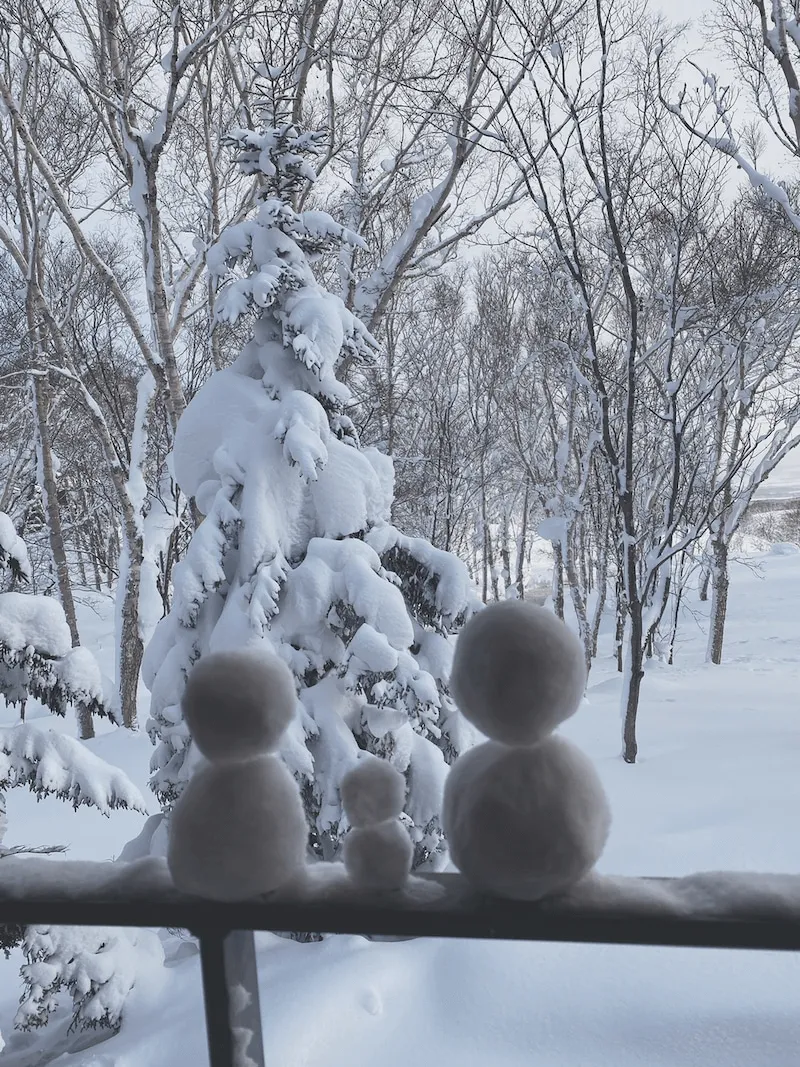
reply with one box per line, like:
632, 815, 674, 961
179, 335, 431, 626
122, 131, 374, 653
340, 755, 406, 827
449, 600, 587, 747
181, 649, 296, 762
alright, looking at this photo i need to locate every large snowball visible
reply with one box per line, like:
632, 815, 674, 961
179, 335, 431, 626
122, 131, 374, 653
168, 755, 307, 900
343, 819, 413, 890
442, 737, 610, 901
340, 756, 406, 828
450, 601, 586, 745
182, 649, 296, 762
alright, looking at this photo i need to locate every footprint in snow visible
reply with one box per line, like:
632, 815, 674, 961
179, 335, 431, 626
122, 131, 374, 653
361, 988, 383, 1016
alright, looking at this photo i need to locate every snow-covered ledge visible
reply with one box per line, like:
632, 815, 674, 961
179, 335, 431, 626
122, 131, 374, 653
1, 857, 798, 951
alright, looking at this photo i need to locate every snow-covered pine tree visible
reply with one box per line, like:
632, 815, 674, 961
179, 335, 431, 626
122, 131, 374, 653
144, 122, 478, 866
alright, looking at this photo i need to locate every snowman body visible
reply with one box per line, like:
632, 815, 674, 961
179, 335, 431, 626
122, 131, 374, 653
168, 756, 307, 900
340, 756, 412, 891
443, 601, 610, 901
167, 649, 308, 902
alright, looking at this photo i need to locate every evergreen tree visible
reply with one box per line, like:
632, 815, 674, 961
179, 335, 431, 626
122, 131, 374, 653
144, 122, 478, 866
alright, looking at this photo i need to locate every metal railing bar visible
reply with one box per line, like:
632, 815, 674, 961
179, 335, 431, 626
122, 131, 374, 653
1, 902, 799, 951
2, 866, 799, 950
3, 866, 800, 1067
222, 929, 266, 1067
198, 928, 236, 1067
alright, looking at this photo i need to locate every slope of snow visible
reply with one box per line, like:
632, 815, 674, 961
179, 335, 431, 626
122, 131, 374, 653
1, 549, 799, 1065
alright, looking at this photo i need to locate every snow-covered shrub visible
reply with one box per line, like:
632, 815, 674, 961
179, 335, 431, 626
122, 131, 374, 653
0, 723, 146, 817
0, 513, 31, 585
144, 123, 479, 866
0, 512, 114, 726
0, 723, 147, 1043
15, 926, 162, 1033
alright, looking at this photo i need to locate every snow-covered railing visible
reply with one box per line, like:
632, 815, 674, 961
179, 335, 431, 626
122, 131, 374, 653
2, 857, 799, 1067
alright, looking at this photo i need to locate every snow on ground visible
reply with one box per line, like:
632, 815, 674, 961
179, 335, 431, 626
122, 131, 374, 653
1, 552, 800, 1065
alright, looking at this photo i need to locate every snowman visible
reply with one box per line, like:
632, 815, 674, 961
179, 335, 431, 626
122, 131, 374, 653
442, 600, 611, 901
167, 649, 308, 901
340, 755, 413, 891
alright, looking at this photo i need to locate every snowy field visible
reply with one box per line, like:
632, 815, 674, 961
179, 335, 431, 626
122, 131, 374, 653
1, 544, 799, 1065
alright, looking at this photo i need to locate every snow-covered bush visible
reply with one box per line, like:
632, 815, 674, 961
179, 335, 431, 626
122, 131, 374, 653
0, 512, 114, 726
0, 513, 31, 585
144, 122, 478, 866
0, 724, 147, 1045
15, 925, 161, 1034
0, 723, 145, 818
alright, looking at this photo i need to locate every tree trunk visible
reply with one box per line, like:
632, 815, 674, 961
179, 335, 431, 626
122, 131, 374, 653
75, 533, 88, 588
590, 555, 607, 659
699, 560, 711, 602
500, 511, 512, 597
551, 540, 564, 619
668, 583, 684, 666
481, 484, 497, 602
489, 539, 500, 602
564, 535, 592, 676
117, 533, 145, 729
707, 538, 729, 665
621, 596, 645, 763
614, 572, 625, 673
32, 377, 93, 740
32, 379, 80, 643
644, 562, 673, 662
515, 482, 529, 599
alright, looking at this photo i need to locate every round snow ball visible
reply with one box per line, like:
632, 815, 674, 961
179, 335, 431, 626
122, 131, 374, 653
442, 737, 611, 901
450, 600, 587, 745
168, 756, 307, 901
340, 756, 406, 828
182, 649, 296, 762
343, 820, 413, 890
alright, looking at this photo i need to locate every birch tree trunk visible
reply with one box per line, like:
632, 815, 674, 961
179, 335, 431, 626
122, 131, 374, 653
707, 537, 730, 666
515, 481, 529, 599
31, 375, 93, 739
552, 540, 565, 620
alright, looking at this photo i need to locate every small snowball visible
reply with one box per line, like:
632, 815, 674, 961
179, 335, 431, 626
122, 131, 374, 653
442, 736, 611, 901
450, 601, 587, 745
343, 820, 413, 890
167, 755, 307, 901
340, 756, 406, 828
182, 649, 296, 762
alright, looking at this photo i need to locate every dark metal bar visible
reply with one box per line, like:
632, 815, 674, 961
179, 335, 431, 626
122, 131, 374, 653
3, 867, 800, 950
1, 897, 799, 951
198, 928, 235, 1067
224, 930, 266, 1067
